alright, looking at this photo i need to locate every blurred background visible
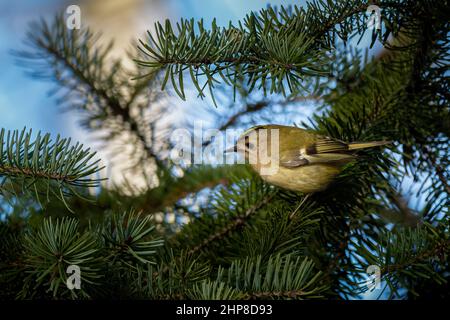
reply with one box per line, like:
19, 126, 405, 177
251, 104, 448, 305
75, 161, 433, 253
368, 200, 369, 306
0, 0, 313, 183
0, 0, 305, 142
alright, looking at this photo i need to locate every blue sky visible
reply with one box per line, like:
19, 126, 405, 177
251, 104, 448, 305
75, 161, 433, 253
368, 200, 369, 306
0, 0, 301, 140
0, 0, 69, 134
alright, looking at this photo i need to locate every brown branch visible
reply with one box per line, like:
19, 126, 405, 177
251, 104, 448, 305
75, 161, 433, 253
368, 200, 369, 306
41, 44, 164, 169
187, 193, 275, 256
141, 177, 232, 213
382, 192, 421, 227
0, 165, 76, 182
150, 191, 275, 280
218, 101, 268, 132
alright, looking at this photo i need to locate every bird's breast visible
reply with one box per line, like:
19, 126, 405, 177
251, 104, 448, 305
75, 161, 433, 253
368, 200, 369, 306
256, 164, 342, 193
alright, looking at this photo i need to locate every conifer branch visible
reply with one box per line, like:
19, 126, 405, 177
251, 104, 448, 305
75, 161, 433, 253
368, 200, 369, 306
15, 15, 166, 171
136, 1, 402, 101
0, 128, 102, 209
187, 192, 275, 256
139, 165, 248, 212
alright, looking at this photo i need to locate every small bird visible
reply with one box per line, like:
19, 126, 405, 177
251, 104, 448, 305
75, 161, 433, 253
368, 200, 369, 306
225, 124, 391, 193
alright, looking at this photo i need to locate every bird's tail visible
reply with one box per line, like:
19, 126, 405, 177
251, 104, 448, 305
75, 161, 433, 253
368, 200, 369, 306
348, 141, 392, 150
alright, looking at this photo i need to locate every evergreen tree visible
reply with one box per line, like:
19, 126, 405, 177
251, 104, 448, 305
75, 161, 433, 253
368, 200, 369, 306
0, 0, 449, 300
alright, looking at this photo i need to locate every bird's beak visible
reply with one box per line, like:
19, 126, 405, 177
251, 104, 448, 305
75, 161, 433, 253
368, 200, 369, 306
223, 144, 238, 154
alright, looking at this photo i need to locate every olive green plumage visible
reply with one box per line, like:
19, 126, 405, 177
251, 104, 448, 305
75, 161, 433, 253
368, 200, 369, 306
231, 125, 391, 193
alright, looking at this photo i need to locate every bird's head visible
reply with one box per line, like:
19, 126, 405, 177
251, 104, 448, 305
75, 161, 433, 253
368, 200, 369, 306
224, 124, 283, 163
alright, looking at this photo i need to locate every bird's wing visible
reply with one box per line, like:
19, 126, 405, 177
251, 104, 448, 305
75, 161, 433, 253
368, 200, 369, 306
279, 151, 310, 167
279, 137, 355, 168
313, 136, 350, 153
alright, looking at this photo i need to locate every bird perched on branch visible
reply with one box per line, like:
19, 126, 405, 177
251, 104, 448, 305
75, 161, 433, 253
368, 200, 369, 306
225, 124, 391, 193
